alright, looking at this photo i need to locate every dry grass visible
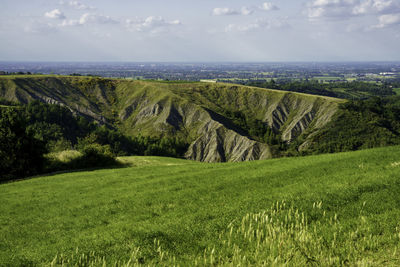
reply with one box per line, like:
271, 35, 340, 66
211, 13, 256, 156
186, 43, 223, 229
47, 150, 82, 163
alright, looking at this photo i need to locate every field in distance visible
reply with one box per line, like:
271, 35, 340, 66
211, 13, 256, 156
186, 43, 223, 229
1, 146, 400, 266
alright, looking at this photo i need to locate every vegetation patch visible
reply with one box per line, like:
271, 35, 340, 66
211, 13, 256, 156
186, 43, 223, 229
246, 80, 396, 100
0, 101, 188, 182
304, 96, 400, 154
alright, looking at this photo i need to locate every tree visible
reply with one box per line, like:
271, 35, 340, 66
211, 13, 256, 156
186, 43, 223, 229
0, 108, 46, 181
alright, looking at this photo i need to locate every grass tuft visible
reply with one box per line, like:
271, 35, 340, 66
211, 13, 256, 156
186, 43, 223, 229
49, 201, 400, 266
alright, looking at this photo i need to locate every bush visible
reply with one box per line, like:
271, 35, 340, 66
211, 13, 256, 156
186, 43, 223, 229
46, 144, 119, 172
75, 143, 117, 168
47, 138, 73, 153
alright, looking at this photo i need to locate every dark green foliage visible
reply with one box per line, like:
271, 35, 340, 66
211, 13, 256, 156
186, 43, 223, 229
47, 138, 73, 152
142, 136, 188, 157
76, 127, 189, 158
0, 108, 47, 181
248, 80, 336, 97
85, 126, 144, 156
74, 143, 118, 169
223, 109, 285, 149
247, 80, 395, 100
1, 101, 190, 179
23, 101, 88, 149
305, 96, 400, 154
0, 97, 19, 106
45, 142, 119, 173
21, 101, 189, 158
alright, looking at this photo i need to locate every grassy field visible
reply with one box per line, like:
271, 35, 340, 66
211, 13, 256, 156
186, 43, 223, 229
394, 88, 400, 95
311, 76, 343, 82
1, 146, 400, 266
116, 156, 196, 167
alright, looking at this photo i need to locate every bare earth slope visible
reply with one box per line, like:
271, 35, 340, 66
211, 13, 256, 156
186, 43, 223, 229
0, 76, 344, 162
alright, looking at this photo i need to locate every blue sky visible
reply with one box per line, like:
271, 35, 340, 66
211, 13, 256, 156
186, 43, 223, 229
1, 0, 399, 61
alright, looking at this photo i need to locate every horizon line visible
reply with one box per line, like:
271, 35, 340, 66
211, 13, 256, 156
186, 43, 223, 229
1, 60, 400, 64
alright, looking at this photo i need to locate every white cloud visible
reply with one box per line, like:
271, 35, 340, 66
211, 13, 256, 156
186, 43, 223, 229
68, 0, 95, 10
60, 19, 80, 27
241, 7, 254, 16
60, 13, 118, 27
305, 0, 400, 32
212, 8, 240, 16
306, 0, 357, 19
212, 6, 256, 16
211, 3, 280, 17
306, 0, 400, 19
260, 2, 279, 11
225, 23, 259, 32
44, 9, 66, 20
79, 13, 118, 24
60, 0, 95, 10
310, 0, 358, 7
126, 16, 181, 33
225, 18, 290, 32
353, 0, 400, 15
374, 13, 400, 28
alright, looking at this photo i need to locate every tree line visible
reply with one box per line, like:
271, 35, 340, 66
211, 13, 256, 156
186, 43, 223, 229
301, 96, 400, 154
245, 80, 396, 99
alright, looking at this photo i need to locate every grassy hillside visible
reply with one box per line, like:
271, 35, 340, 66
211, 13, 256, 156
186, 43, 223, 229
1, 146, 400, 265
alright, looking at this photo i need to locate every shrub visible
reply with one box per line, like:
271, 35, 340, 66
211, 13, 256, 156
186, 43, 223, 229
72, 143, 118, 169
47, 138, 73, 153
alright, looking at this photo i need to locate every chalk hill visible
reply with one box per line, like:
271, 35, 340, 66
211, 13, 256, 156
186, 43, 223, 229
0, 76, 343, 162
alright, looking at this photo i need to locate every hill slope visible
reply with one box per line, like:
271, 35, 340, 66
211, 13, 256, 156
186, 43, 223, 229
0, 76, 343, 162
1, 146, 400, 265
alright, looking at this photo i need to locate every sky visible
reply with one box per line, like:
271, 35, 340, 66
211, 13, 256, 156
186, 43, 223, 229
0, 0, 399, 62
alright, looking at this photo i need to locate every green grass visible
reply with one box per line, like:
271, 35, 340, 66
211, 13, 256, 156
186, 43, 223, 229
311, 76, 343, 81
394, 88, 400, 95
142, 80, 198, 84
117, 156, 197, 167
1, 146, 400, 265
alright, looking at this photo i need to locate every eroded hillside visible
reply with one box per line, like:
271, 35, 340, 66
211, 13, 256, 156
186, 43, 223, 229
0, 76, 344, 162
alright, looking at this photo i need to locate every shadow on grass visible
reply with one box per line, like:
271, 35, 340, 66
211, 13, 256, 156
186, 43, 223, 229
0, 162, 130, 185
